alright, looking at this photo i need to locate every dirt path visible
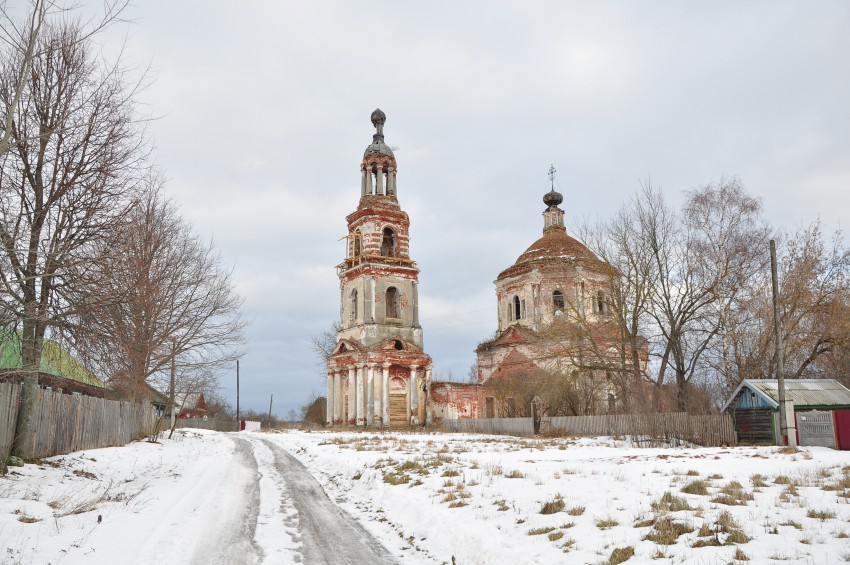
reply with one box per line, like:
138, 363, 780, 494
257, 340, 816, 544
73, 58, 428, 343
258, 438, 398, 565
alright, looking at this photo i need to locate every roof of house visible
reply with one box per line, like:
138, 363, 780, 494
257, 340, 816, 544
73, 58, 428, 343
722, 379, 850, 412
0, 329, 106, 389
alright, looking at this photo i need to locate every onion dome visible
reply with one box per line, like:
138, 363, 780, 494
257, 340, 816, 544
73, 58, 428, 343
543, 189, 563, 208
364, 108, 394, 159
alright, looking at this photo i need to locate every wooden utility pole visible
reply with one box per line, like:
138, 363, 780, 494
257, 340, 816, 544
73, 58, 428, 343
169, 342, 176, 432
236, 360, 241, 423
770, 239, 796, 447
267, 394, 274, 428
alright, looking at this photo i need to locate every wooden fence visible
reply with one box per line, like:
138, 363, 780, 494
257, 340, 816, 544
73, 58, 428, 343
0, 382, 157, 461
547, 412, 736, 447
443, 412, 736, 447
165, 417, 239, 432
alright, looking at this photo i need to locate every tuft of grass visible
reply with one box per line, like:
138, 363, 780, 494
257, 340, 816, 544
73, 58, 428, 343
603, 546, 635, 565
697, 523, 713, 537
681, 480, 709, 496
567, 505, 585, 516
441, 468, 460, 477
774, 475, 793, 485
691, 537, 722, 548
528, 526, 555, 536
494, 499, 509, 512
506, 469, 525, 479
383, 472, 410, 485
733, 547, 750, 561
750, 474, 768, 488
715, 510, 741, 533
540, 496, 566, 515
596, 517, 619, 529
711, 481, 754, 506
780, 520, 802, 530
807, 508, 836, 521
652, 491, 693, 512
643, 517, 693, 545
548, 531, 564, 542
725, 529, 750, 544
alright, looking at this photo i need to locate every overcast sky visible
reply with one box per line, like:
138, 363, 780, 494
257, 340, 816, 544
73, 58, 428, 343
82, 1, 850, 418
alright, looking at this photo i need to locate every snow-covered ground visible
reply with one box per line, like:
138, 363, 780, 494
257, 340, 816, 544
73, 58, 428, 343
2, 429, 849, 564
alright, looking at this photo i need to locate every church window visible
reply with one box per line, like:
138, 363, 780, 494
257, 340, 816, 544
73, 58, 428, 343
595, 291, 606, 314
506, 302, 513, 322
553, 289, 564, 311
353, 232, 361, 257
350, 289, 358, 323
506, 397, 517, 418
485, 397, 495, 419
393, 339, 404, 350
386, 286, 400, 319
513, 296, 522, 320
381, 227, 396, 257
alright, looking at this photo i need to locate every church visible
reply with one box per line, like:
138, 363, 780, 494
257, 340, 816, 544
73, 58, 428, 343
325, 111, 644, 427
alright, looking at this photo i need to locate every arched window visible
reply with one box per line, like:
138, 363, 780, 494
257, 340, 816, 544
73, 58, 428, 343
595, 291, 606, 314
350, 289, 358, 323
552, 290, 564, 311
513, 296, 522, 320
381, 227, 396, 257
386, 287, 400, 319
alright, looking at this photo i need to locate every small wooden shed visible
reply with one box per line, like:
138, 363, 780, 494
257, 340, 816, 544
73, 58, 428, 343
723, 379, 850, 449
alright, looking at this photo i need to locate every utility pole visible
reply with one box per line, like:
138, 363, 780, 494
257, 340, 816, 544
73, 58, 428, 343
770, 239, 796, 448
267, 393, 274, 429
236, 360, 240, 423
169, 341, 176, 432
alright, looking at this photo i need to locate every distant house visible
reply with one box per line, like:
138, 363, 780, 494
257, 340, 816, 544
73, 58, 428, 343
173, 392, 208, 419
0, 329, 109, 397
723, 379, 850, 449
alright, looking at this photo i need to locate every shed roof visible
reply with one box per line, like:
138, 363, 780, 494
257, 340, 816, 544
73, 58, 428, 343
722, 379, 850, 412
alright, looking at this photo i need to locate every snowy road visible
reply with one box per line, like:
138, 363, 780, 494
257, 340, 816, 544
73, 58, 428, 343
0, 430, 399, 565
255, 437, 398, 565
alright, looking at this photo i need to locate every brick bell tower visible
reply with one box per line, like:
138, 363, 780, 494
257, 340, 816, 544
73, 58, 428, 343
326, 109, 432, 428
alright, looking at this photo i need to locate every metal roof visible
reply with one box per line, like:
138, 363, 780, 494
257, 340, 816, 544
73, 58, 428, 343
724, 379, 850, 411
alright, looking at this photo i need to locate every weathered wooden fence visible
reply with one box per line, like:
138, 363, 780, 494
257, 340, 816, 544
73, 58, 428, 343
443, 412, 736, 447
547, 412, 736, 447
0, 382, 157, 461
166, 417, 239, 432
441, 417, 533, 435
0, 382, 20, 462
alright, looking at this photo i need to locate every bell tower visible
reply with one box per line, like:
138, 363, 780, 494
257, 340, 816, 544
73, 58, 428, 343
326, 109, 432, 428
337, 108, 422, 347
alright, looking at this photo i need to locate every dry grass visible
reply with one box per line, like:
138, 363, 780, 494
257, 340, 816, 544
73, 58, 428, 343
652, 491, 693, 511
540, 496, 566, 515
807, 508, 836, 521
528, 526, 556, 536
711, 481, 754, 506
681, 480, 709, 496
643, 517, 693, 545
567, 505, 586, 516
603, 546, 635, 565
596, 517, 619, 529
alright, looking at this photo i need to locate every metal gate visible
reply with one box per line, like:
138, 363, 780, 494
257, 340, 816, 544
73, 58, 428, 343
796, 410, 836, 449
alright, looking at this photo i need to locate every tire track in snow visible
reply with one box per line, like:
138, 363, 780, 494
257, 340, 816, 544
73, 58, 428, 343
258, 438, 398, 565
245, 437, 303, 563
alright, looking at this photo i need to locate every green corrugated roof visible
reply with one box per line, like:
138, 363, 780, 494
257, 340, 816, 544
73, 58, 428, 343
0, 329, 107, 388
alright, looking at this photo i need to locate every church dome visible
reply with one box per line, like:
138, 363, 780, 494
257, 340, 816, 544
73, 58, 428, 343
497, 230, 606, 281
364, 107, 395, 159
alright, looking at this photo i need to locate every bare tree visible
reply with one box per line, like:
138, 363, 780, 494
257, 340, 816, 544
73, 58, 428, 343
721, 222, 850, 386
73, 175, 245, 402
311, 320, 340, 376
0, 17, 146, 456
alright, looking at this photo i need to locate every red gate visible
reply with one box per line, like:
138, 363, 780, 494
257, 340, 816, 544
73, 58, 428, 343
834, 410, 850, 451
